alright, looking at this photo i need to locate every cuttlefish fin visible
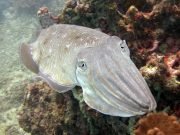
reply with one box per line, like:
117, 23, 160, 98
20, 43, 39, 73
76, 41, 156, 117
20, 43, 74, 93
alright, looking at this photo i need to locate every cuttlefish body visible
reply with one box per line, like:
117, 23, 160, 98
20, 24, 109, 92
20, 24, 156, 117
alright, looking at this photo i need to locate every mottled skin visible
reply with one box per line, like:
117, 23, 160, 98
22, 24, 109, 92
20, 24, 156, 117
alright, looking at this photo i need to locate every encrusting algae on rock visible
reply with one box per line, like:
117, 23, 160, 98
18, 0, 180, 134
18, 81, 133, 135
18, 81, 84, 135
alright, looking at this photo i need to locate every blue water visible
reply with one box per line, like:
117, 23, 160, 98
0, 0, 64, 134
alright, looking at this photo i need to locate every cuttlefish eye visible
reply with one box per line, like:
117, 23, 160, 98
119, 40, 127, 53
77, 61, 87, 71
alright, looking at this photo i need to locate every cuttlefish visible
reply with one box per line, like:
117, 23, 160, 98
20, 24, 157, 117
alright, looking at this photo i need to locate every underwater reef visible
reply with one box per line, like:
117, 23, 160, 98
18, 81, 131, 135
18, 0, 180, 135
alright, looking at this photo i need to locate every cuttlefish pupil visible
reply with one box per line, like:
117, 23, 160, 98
77, 61, 87, 71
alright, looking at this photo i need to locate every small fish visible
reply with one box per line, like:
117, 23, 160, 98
20, 24, 156, 117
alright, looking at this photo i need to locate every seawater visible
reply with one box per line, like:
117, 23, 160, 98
0, 0, 64, 134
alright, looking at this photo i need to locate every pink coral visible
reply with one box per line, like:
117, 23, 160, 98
164, 51, 180, 77
163, 51, 180, 92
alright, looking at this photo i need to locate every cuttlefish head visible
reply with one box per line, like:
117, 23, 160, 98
76, 36, 157, 117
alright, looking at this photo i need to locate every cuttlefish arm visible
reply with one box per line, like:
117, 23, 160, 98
20, 43, 74, 92
76, 36, 157, 117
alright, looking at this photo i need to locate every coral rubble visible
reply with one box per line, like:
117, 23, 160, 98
134, 112, 180, 135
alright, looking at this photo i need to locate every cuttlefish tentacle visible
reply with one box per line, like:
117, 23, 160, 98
76, 36, 156, 117
94, 55, 148, 112
106, 36, 156, 111
89, 59, 146, 115
104, 46, 156, 111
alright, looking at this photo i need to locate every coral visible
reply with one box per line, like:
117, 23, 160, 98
37, 7, 60, 28
18, 81, 130, 135
118, 0, 180, 37
116, 0, 180, 61
140, 51, 180, 93
140, 53, 164, 80
134, 112, 180, 135
117, 0, 180, 93
18, 81, 85, 135
163, 62, 179, 92
164, 51, 180, 77
59, 0, 120, 34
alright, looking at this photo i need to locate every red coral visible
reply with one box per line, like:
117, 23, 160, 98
134, 112, 180, 135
